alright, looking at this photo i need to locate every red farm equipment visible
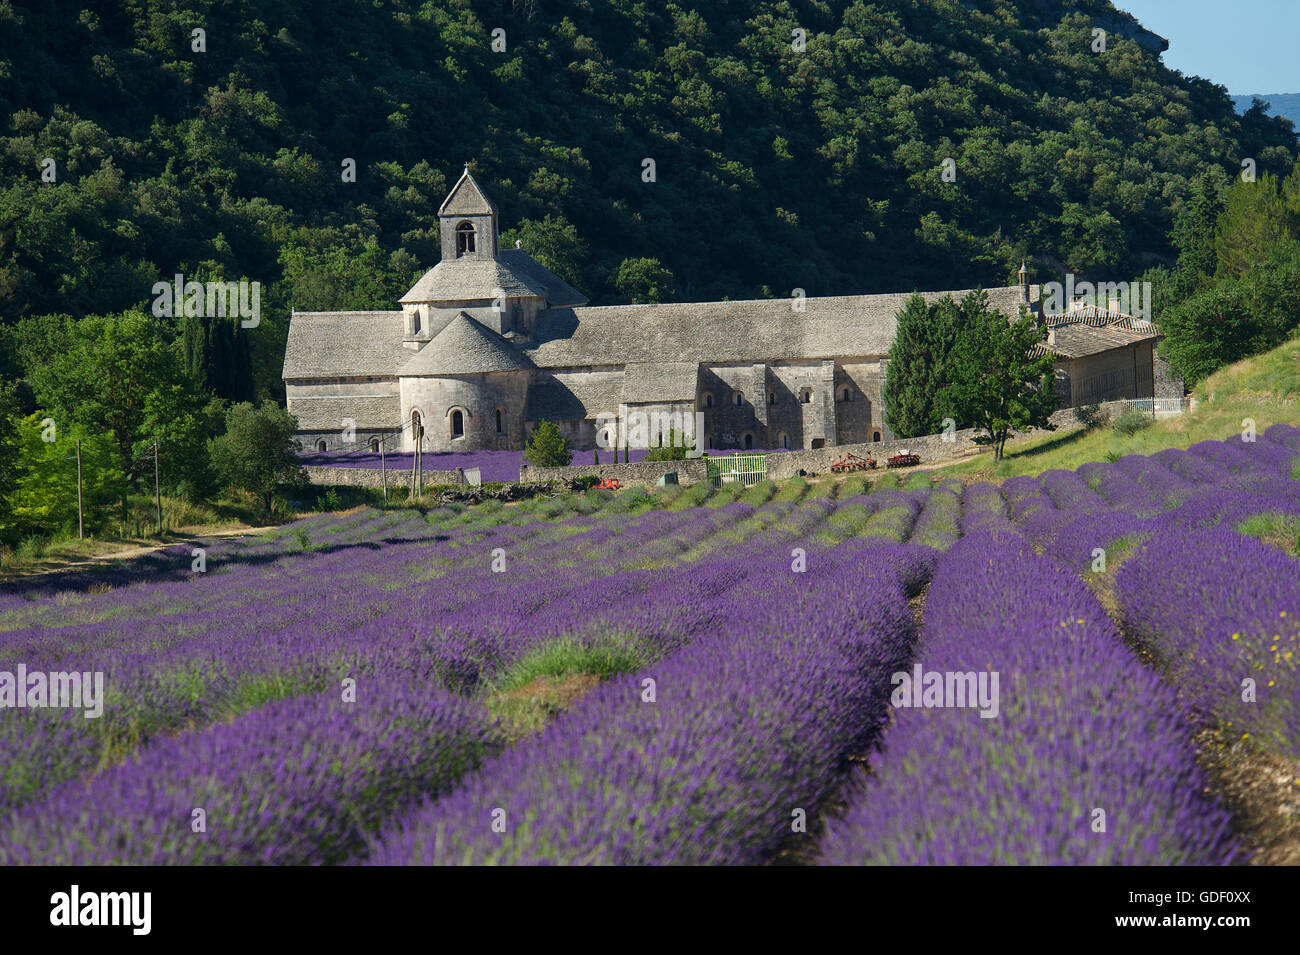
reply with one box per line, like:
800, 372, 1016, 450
829, 452, 876, 473
886, 450, 921, 469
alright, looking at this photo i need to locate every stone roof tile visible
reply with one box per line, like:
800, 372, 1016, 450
398, 313, 533, 376
400, 258, 548, 304
524, 286, 1032, 367
498, 249, 588, 307
282, 311, 409, 380
438, 167, 498, 218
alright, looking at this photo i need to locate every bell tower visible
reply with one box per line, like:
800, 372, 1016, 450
438, 164, 499, 263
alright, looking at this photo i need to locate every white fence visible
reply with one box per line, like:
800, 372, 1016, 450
1108, 397, 1191, 417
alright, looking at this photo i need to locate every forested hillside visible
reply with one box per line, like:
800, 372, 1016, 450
1, 0, 1296, 402
1233, 93, 1300, 129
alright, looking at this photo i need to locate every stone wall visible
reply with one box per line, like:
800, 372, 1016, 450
1152, 353, 1185, 399
518, 459, 710, 487
303, 465, 467, 488
1047, 395, 1187, 429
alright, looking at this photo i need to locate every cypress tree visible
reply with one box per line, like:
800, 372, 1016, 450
882, 293, 964, 438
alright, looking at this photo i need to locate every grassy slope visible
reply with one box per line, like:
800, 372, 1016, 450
949, 338, 1300, 482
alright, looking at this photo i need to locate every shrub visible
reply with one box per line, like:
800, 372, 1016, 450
646, 428, 695, 461
522, 420, 570, 469
211, 402, 306, 516
1076, 403, 1108, 430
1112, 408, 1154, 436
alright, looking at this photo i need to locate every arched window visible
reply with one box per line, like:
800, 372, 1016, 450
368, 437, 380, 452
767, 391, 776, 406
455, 221, 476, 256
451, 409, 465, 438
412, 311, 421, 334
872, 430, 882, 442
705, 434, 714, 449
839, 386, 853, 402
411, 410, 424, 448
455, 221, 476, 257
742, 433, 755, 450
780, 432, 790, 449
704, 393, 714, 409
734, 392, 745, 407
800, 388, 813, 404
495, 409, 504, 434
315, 439, 327, 453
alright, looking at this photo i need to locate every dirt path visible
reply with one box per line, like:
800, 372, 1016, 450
0, 525, 272, 581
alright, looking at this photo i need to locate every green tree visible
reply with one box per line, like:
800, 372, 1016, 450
611, 257, 675, 303
500, 215, 589, 288
522, 420, 571, 468
1159, 271, 1291, 388
28, 310, 209, 496
182, 312, 255, 404
1171, 170, 1227, 282
882, 293, 964, 437
947, 293, 1056, 461
7, 415, 126, 535
1215, 173, 1291, 277
210, 402, 305, 517
278, 229, 419, 312
0, 382, 21, 534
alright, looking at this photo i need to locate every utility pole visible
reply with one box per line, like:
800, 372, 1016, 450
153, 440, 162, 535
75, 439, 84, 540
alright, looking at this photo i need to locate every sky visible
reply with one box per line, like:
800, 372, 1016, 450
1117, 0, 1299, 94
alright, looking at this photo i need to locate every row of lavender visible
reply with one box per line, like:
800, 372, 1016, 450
819, 534, 1239, 864
1, 426, 1296, 863
0, 474, 940, 818
994, 424, 1300, 761
366, 421, 1297, 865
0, 498, 845, 811
2, 534, 929, 863
364, 543, 933, 865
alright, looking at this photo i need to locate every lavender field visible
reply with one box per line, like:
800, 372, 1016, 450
2, 425, 1298, 865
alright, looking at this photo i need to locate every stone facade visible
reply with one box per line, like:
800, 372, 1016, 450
1062, 341, 1154, 405
283, 170, 1174, 455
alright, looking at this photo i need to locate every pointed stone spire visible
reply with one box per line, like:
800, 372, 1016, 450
437, 165, 499, 260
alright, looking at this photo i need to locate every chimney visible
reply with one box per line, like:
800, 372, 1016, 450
1018, 260, 1029, 303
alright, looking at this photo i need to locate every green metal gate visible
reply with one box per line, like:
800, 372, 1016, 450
708, 453, 767, 488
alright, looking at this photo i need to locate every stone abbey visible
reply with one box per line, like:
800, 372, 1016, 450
283, 167, 1174, 454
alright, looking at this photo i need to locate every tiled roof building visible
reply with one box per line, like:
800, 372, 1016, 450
283, 170, 1175, 453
